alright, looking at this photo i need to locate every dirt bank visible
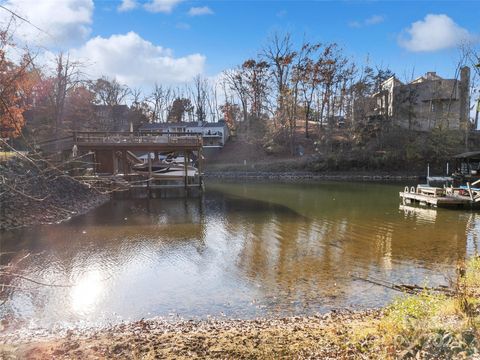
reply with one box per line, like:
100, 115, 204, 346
0, 310, 383, 359
0, 156, 109, 231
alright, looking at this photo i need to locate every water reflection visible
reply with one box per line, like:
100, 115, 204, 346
0, 181, 477, 330
71, 270, 104, 314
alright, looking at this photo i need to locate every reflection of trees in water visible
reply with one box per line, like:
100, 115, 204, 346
220, 198, 360, 305
465, 213, 480, 256
0, 196, 210, 325
0, 187, 476, 324
223, 192, 471, 308
397, 205, 469, 264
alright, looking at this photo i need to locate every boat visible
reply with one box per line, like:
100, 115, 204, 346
132, 162, 170, 172
133, 162, 198, 179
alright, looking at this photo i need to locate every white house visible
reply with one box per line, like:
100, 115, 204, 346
139, 120, 230, 148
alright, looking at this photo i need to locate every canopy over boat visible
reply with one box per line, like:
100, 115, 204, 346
453, 151, 480, 160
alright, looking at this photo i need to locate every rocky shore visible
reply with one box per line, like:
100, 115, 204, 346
0, 310, 383, 359
205, 170, 423, 182
0, 157, 109, 231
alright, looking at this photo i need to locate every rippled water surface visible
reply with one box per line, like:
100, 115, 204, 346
1, 181, 479, 330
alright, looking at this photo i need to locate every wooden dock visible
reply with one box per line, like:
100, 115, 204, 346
399, 191, 473, 207
38, 131, 206, 194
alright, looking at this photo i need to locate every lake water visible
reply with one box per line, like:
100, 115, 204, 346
1, 181, 479, 330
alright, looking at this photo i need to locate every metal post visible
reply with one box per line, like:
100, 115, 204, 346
148, 152, 152, 197
112, 150, 118, 174
427, 163, 430, 186
184, 150, 188, 191
122, 150, 127, 177
467, 182, 474, 202
198, 148, 203, 190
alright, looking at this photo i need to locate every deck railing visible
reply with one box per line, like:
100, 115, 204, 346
74, 131, 203, 147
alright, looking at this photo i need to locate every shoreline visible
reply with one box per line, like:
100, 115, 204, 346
0, 186, 110, 232
205, 170, 425, 182
0, 310, 383, 359
0, 158, 110, 232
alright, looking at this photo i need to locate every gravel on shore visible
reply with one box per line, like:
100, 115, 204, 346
0, 310, 383, 359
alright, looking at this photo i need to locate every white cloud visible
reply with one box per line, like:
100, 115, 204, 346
70, 32, 205, 86
365, 15, 384, 26
144, 0, 183, 13
349, 14, 384, 28
188, 6, 213, 16
118, 0, 137, 12
399, 14, 476, 52
0, 0, 93, 47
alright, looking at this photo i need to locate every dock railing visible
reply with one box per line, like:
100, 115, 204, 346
74, 131, 203, 147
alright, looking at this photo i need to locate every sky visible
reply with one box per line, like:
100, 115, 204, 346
0, 0, 479, 89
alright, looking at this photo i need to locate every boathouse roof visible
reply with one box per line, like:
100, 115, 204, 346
453, 151, 480, 160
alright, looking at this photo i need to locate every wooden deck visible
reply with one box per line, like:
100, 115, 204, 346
74, 131, 203, 151
36, 131, 206, 195
73, 131, 204, 193
399, 191, 474, 208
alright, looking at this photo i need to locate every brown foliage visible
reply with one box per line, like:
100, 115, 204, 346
0, 31, 35, 139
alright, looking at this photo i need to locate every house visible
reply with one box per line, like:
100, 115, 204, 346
139, 120, 230, 148
92, 105, 130, 131
354, 67, 471, 131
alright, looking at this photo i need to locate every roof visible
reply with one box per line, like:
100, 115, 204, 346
453, 151, 480, 159
381, 75, 403, 88
139, 123, 170, 130
140, 121, 226, 131
203, 122, 225, 128
139, 122, 197, 130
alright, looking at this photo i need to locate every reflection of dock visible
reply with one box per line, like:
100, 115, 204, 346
399, 204, 437, 222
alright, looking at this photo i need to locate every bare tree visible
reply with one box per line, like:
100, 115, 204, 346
192, 75, 208, 123
242, 59, 270, 120
224, 68, 249, 124
295, 42, 324, 138
262, 32, 296, 122
49, 53, 85, 135
147, 84, 173, 123
90, 77, 130, 106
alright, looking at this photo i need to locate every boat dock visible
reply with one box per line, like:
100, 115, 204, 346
399, 185, 479, 208
38, 131, 205, 195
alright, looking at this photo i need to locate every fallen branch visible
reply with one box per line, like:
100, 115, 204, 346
351, 274, 456, 296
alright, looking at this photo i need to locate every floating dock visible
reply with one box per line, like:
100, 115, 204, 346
399, 185, 479, 209
399, 191, 473, 207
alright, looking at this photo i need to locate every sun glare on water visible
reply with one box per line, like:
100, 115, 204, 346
70, 270, 104, 314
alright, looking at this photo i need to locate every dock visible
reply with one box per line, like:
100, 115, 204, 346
399, 185, 479, 208
38, 131, 205, 195
399, 191, 473, 207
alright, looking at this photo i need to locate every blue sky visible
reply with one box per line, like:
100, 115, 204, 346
0, 0, 479, 87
